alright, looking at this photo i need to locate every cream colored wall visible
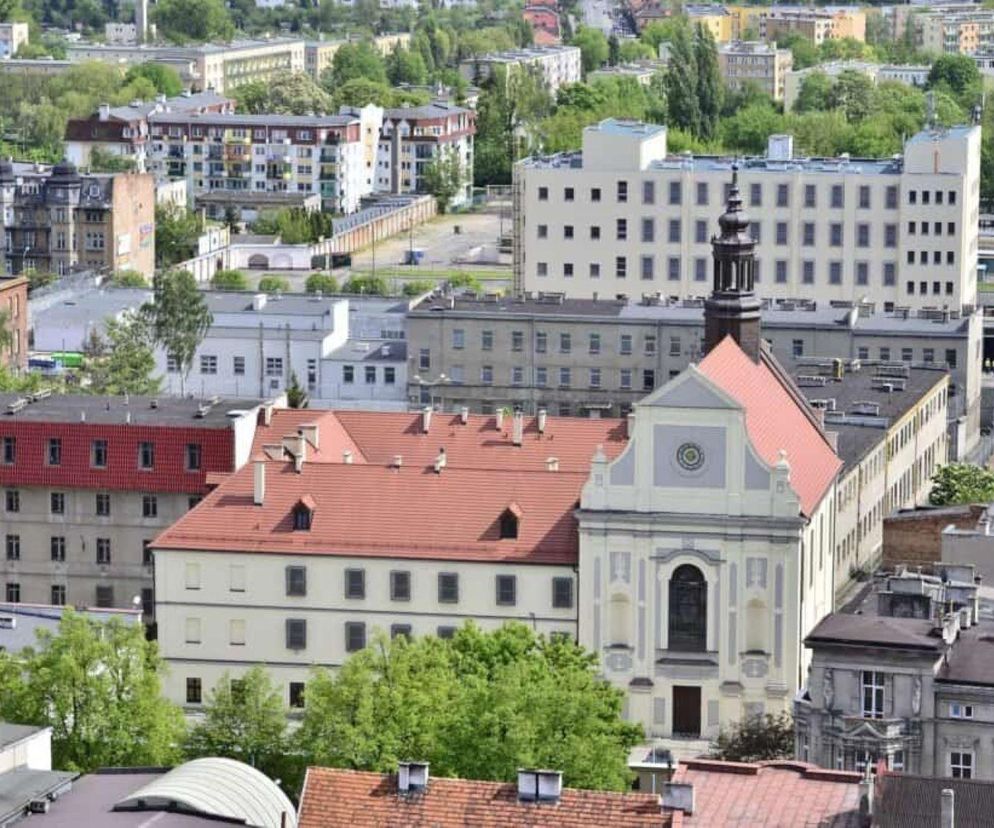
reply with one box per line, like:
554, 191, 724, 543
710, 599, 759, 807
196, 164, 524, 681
154, 549, 577, 707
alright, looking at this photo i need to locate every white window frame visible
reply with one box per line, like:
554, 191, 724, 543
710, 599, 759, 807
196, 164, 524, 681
950, 750, 973, 779
862, 670, 885, 719
950, 702, 974, 719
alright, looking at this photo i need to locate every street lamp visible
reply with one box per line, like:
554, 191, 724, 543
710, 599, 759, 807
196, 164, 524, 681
413, 373, 452, 412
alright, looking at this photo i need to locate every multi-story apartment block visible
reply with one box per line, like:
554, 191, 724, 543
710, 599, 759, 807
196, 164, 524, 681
304, 34, 412, 82
66, 38, 306, 94
796, 565, 994, 779
0, 23, 28, 59
911, 10, 994, 55
406, 293, 977, 452
0, 394, 259, 618
459, 45, 581, 94
718, 40, 793, 101
0, 274, 26, 370
376, 104, 475, 208
760, 7, 866, 46
514, 119, 982, 313
64, 92, 233, 174
151, 405, 626, 708
146, 105, 383, 214
0, 161, 156, 279
686, 5, 736, 42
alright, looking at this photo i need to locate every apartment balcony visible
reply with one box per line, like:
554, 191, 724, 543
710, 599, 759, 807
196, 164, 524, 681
224, 132, 251, 145
167, 147, 185, 159
319, 149, 340, 162
166, 162, 186, 178
318, 170, 337, 181
224, 146, 251, 161
206, 148, 223, 161
319, 182, 338, 197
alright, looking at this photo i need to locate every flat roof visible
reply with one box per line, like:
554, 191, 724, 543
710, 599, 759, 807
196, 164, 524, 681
0, 393, 254, 427
0, 768, 77, 826
150, 111, 356, 127
0, 722, 46, 750
325, 339, 407, 363
31, 287, 151, 332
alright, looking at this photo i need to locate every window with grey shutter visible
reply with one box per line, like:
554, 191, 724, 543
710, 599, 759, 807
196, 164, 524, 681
345, 621, 366, 652
286, 618, 307, 650
438, 572, 459, 603
390, 624, 412, 640
345, 568, 365, 599
286, 565, 307, 596
496, 575, 517, 606
552, 577, 573, 608
390, 570, 411, 601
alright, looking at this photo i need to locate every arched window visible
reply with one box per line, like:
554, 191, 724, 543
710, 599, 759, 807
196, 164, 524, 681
499, 509, 519, 539
668, 564, 707, 652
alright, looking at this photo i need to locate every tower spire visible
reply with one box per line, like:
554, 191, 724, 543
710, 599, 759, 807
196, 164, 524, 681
703, 165, 762, 361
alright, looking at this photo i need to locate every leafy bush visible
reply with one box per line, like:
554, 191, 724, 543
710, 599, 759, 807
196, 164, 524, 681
111, 269, 148, 288
258, 276, 291, 294
305, 272, 339, 294
211, 269, 249, 291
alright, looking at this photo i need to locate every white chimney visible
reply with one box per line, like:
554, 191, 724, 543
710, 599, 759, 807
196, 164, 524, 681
125, 411, 131, 424
263, 402, 274, 426
80, 411, 86, 422
398, 761, 429, 793
517, 769, 562, 803
626, 412, 635, 438
98, 103, 111, 121
512, 410, 524, 446
537, 408, 547, 434
343, 450, 353, 464
393, 454, 403, 468
434, 448, 446, 474
460, 406, 469, 424
546, 456, 559, 472
767, 134, 793, 161
422, 406, 432, 434
252, 293, 268, 310
496, 409, 505, 431
941, 789, 954, 828
253, 460, 265, 505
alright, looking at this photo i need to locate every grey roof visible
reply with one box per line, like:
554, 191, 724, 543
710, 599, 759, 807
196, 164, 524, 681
326, 339, 407, 363
205, 291, 341, 316
150, 111, 355, 128
384, 102, 471, 120
875, 773, 994, 827
20, 771, 221, 827
805, 613, 945, 652
937, 628, 994, 686
103, 91, 230, 122
0, 603, 141, 653
0, 394, 256, 427
0, 768, 77, 825
114, 758, 296, 828
31, 288, 151, 334
0, 722, 46, 750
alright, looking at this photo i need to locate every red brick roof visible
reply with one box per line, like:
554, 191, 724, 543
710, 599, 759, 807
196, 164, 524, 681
671, 759, 862, 826
297, 768, 671, 827
697, 338, 841, 517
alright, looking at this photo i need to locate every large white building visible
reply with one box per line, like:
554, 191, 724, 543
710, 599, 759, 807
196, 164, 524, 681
513, 119, 982, 313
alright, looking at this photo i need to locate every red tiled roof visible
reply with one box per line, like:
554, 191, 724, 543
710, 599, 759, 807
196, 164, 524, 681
297, 768, 671, 827
672, 759, 862, 826
697, 338, 841, 516
153, 460, 587, 564
252, 408, 627, 472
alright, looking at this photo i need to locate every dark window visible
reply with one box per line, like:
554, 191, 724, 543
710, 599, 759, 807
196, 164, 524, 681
286, 565, 307, 596
644, 180, 657, 204
96, 538, 111, 564
830, 223, 843, 247
802, 261, 814, 284
345, 568, 365, 599
292, 504, 312, 531
802, 223, 815, 246
390, 570, 411, 601
345, 621, 366, 652
496, 574, 517, 606
48, 438, 61, 466
139, 441, 154, 469
857, 224, 870, 247
776, 183, 788, 207
5, 534, 19, 561
92, 439, 107, 468
142, 494, 157, 518
615, 219, 626, 240
343, 365, 354, 384
499, 508, 519, 539
885, 186, 898, 209
186, 677, 202, 704
5, 582, 19, 603
749, 182, 762, 207
564, 187, 574, 201
564, 224, 574, 239
643, 369, 655, 391
617, 181, 628, 202
831, 185, 844, 208
858, 185, 870, 209
923, 190, 930, 205
186, 444, 202, 471
438, 572, 459, 603
695, 220, 708, 244
590, 187, 601, 202
50, 492, 64, 515
286, 618, 307, 650
2, 437, 14, 464
390, 624, 412, 640
949, 190, 957, 205
883, 263, 896, 285
804, 185, 816, 208
95, 585, 114, 608
289, 682, 305, 708
4, 490, 17, 512
668, 564, 707, 651
142, 540, 153, 565
884, 224, 897, 248
946, 349, 958, 369
667, 180, 679, 205
96, 493, 110, 516
552, 577, 574, 608
51, 584, 66, 605
437, 626, 456, 639
538, 186, 548, 201
696, 181, 708, 205
50, 536, 65, 562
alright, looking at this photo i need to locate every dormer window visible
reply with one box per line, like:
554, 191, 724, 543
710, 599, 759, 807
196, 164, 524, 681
499, 504, 522, 540
292, 496, 315, 531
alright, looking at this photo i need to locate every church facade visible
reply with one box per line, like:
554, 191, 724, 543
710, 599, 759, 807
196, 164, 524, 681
578, 172, 843, 740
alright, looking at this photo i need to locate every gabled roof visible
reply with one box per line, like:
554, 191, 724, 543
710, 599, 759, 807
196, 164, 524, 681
697, 337, 841, 516
805, 613, 945, 653
297, 768, 668, 827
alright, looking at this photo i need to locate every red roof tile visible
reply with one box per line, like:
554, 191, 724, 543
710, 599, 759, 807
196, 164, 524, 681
672, 759, 862, 827
697, 338, 841, 516
297, 768, 671, 827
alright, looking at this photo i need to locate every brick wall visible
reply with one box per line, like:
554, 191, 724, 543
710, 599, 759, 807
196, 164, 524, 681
882, 504, 987, 570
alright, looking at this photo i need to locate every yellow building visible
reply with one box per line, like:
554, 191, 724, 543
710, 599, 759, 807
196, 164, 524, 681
687, 5, 736, 43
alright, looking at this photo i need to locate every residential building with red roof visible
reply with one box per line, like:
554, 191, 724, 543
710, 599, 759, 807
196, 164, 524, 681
151, 405, 627, 709
0, 394, 259, 620
577, 171, 845, 746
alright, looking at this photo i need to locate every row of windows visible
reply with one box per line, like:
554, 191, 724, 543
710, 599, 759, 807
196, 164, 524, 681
0, 437, 202, 471
6, 533, 114, 564
281, 565, 575, 608
536, 181, 916, 210
452, 329, 662, 356
170, 354, 282, 377
342, 365, 396, 385
5, 581, 124, 608
4, 490, 200, 518
473, 365, 658, 391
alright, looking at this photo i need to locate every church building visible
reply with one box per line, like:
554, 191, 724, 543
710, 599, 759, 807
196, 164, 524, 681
578, 170, 843, 741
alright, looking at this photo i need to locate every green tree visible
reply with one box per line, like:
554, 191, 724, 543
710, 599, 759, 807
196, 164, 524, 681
154, 204, 203, 268
0, 610, 185, 772
295, 624, 642, 791
235, 72, 333, 116
342, 275, 389, 295
124, 63, 182, 97
929, 463, 994, 506
155, 0, 234, 43
402, 279, 436, 296
711, 712, 794, 763
111, 269, 147, 288
144, 269, 212, 391
387, 45, 428, 86
793, 71, 833, 113
258, 275, 290, 294
85, 311, 160, 396
88, 146, 137, 173
286, 371, 308, 408
827, 70, 876, 123
421, 146, 464, 212
305, 272, 339, 294
664, 23, 699, 136
0, 307, 11, 361
572, 26, 609, 74
185, 667, 292, 786
608, 33, 620, 66
693, 23, 722, 141
211, 269, 249, 291
448, 272, 482, 292
779, 33, 819, 70
928, 53, 982, 109
325, 41, 388, 88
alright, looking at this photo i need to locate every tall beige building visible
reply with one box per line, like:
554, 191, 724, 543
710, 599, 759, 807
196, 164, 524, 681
513, 119, 981, 312
718, 41, 793, 101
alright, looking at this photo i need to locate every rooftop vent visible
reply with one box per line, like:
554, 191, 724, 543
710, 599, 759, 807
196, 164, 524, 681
459, 406, 469, 425
537, 408, 547, 434
398, 761, 429, 794
392, 454, 403, 468
6, 397, 28, 414
434, 447, 447, 474
546, 456, 559, 472
517, 769, 562, 804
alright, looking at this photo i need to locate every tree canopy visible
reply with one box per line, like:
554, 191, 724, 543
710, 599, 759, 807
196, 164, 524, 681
711, 712, 794, 763
144, 269, 212, 387
929, 464, 994, 506
154, 0, 234, 43
235, 73, 333, 116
